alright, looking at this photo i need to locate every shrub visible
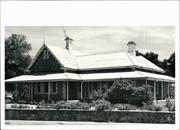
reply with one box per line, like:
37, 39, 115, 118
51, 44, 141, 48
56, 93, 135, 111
92, 99, 111, 111
153, 104, 162, 111
55, 101, 71, 109
89, 90, 104, 101
128, 85, 153, 106
73, 102, 90, 110
10, 104, 18, 108
142, 103, 162, 111
10, 104, 33, 109
165, 98, 175, 111
113, 104, 137, 110
37, 100, 55, 109
106, 79, 153, 106
89, 84, 109, 102
105, 79, 133, 104
55, 101, 90, 110
18, 104, 31, 109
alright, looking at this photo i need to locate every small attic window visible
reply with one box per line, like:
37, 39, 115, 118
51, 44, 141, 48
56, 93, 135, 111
43, 50, 49, 59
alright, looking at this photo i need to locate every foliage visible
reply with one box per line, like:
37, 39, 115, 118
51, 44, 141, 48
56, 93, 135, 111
105, 79, 133, 104
89, 89, 105, 101
89, 83, 110, 102
55, 101, 90, 110
162, 52, 175, 77
113, 104, 138, 110
136, 50, 160, 67
5, 34, 32, 79
106, 79, 153, 106
165, 98, 175, 111
10, 104, 35, 109
92, 99, 111, 111
11, 84, 31, 103
128, 85, 153, 106
136, 50, 175, 77
142, 103, 162, 111
36, 100, 56, 109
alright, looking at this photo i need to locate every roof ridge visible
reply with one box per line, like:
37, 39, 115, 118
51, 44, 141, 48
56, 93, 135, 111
77, 51, 124, 57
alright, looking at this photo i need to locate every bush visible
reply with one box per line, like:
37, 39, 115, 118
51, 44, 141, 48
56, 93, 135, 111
73, 102, 90, 110
10, 104, 34, 109
113, 104, 137, 110
55, 101, 90, 110
106, 79, 153, 106
128, 85, 153, 106
37, 100, 55, 109
89, 90, 104, 101
89, 84, 109, 102
105, 79, 133, 104
10, 104, 18, 108
142, 103, 162, 111
153, 104, 162, 111
92, 100, 111, 111
165, 98, 175, 111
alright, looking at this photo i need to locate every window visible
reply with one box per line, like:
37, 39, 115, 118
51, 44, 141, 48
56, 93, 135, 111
78, 84, 81, 92
43, 82, 48, 93
35, 82, 41, 93
52, 82, 57, 93
43, 50, 49, 59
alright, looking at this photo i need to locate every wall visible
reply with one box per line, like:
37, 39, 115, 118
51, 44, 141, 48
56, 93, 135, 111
5, 109, 175, 124
33, 82, 64, 101
30, 48, 63, 74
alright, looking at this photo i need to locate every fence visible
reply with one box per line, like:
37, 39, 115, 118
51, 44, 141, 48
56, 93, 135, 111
5, 109, 175, 124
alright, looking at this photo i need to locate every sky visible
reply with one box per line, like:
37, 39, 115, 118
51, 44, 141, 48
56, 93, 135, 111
5, 26, 175, 60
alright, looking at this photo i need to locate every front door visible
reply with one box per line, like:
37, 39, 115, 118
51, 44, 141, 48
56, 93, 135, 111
68, 82, 78, 100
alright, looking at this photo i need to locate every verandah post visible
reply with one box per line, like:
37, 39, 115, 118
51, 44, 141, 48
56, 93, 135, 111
48, 82, 51, 101
67, 81, 69, 101
154, 81, 156, 101
146, 79, 148, 86
30, 83, 33, 102
15, 83, 18, 102
161, 81, 163, 100
80, 81, 83, 100
167, 82, 170, 98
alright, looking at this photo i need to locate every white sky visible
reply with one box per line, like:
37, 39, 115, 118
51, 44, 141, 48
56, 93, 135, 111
5, 26, 174, 60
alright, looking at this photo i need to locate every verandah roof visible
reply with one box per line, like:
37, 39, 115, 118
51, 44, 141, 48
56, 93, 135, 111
5, 71, 175, 83
5, 73, 81, 83
79, 71, 175, 82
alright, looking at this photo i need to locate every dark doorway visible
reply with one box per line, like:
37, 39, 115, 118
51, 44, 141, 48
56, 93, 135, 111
69, 82, 78, 100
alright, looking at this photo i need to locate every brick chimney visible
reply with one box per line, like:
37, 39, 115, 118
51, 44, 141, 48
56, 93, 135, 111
65, 37, 73, 50
127, 41, 136, 56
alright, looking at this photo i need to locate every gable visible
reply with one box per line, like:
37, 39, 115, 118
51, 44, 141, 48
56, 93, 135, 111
29, 46, 64, 74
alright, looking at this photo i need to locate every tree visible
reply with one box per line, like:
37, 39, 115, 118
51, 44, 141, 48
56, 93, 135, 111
5, 34, 32, 79
136, 50, 175, 77
162, 52, 175, 77
136, 50, 160, 67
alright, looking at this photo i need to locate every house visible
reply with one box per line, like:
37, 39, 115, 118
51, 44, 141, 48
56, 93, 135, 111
5, 36, 175, 102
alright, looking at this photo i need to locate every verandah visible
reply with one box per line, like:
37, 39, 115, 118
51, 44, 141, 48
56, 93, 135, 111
10, 79, 174, 103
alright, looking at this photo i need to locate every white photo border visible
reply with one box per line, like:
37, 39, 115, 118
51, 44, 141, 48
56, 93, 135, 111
0, 1, 179, 130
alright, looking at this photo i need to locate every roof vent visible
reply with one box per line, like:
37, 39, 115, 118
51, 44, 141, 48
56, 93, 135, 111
127, 41, 136, 56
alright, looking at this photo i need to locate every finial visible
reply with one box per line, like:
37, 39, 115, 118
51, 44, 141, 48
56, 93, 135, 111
43, 38, 46, 44
63, 26, 67, 38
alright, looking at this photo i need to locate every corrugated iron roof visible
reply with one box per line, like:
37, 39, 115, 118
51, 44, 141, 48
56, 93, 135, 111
28, 44, 165, 73
5, 73, 81, 83
5, 71, 175, 83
